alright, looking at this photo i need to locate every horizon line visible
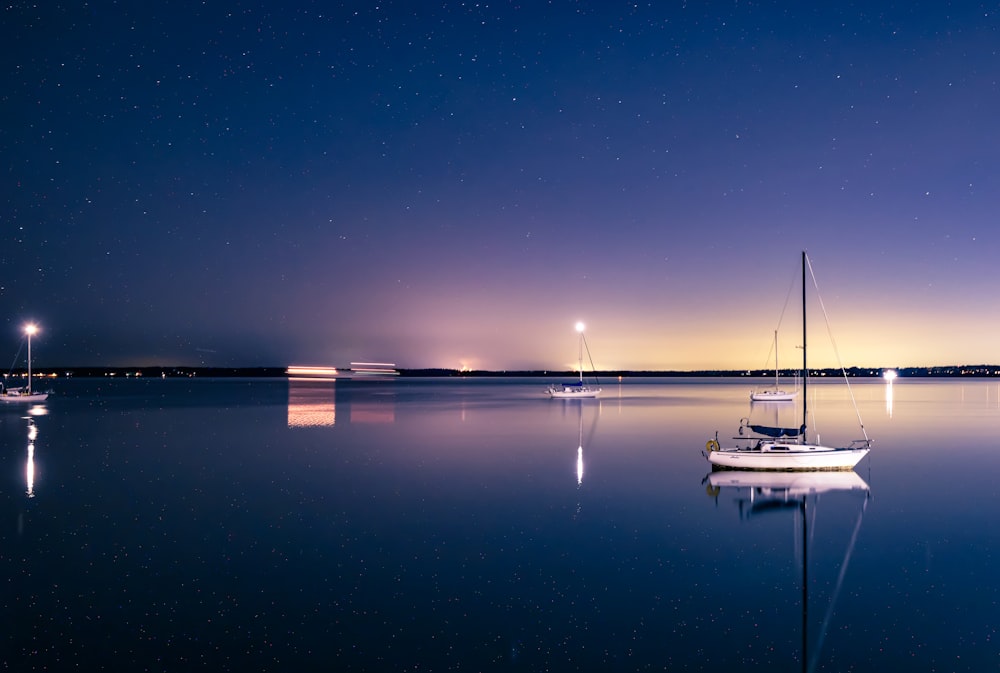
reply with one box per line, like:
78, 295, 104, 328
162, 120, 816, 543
10, 364, 1000, 377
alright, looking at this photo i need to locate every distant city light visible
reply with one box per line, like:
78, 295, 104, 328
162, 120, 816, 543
350, 362, 399, 377
287, 363, 399, 379
883, 369, 897, 382
287, 366, 341, 378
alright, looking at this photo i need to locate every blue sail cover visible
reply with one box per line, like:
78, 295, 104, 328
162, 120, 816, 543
749, 424, 805, 438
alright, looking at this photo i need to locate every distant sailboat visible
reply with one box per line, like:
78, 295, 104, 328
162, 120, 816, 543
1, 324, 49, 403
750, 330, 798, 402
704, 252, 871, 471
546, 322, 601, 399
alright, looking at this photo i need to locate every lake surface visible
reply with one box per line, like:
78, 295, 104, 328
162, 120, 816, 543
2, 376, 998, 671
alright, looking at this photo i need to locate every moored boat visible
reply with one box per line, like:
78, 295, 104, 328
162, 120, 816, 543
1, 324, 49, 403
705, 252, 871, 471
546, 322, 601, 399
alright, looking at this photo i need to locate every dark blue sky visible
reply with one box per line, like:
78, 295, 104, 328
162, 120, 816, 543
3, 2, 998, 370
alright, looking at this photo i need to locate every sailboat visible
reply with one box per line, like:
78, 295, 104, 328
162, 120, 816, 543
704, 252, 870, 470
545, 322, 601, 399
1, 323, 49, 403
704, 470, 870, 673
750, 330, 798, 402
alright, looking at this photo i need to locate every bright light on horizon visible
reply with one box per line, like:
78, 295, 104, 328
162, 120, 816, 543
287, 365, 340, 377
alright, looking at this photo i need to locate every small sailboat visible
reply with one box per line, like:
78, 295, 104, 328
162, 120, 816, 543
545, 322, 601, 399
1, 323, 49, 403
750, 330, 798, 402
705, 252, 870, 471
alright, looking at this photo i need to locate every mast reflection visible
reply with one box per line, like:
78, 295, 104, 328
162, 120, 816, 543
570, 401, 601, 487
26, 417, 37, 498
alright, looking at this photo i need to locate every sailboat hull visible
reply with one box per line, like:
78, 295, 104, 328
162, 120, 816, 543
706, 443, 869, 471
546, 386, 601, 399
750, 389, 797, 402
0, 391, 48, 403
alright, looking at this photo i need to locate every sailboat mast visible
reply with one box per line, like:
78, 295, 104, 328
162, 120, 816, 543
774, 330, 779, 388
801, 251, 808, 441
577, 331, 584, 384
24, 324, 38, 396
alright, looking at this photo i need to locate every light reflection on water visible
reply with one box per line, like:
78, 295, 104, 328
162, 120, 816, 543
1, 377, 998, 670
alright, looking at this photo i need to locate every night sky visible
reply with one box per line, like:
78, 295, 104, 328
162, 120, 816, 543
3, 2, 998, 371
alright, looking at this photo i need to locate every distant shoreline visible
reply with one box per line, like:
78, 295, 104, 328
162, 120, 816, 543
12, 365, 1000, 378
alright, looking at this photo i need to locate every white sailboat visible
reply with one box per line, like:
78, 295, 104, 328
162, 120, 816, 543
750, 330, 798, 402
545, 322, 601, 399
705, 252, 870, 470
1, 323, 49, 403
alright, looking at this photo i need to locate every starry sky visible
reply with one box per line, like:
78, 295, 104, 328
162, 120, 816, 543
3, 2, 998, 371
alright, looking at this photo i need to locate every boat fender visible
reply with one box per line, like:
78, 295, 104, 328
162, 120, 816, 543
706, 439, 720, 452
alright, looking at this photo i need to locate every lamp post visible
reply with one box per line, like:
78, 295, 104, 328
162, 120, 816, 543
24, 324, 37, 395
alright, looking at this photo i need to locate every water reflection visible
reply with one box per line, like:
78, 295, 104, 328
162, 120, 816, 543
287, 380, 337, 427
746, 397, 799, 430
703, 471, 870, 673
570, 402, 601, 487
287, 379, 398, 427
26, 417, 37, 498
350, 393, 395, 424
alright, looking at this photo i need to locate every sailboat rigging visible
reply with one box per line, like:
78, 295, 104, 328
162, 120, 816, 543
1, 323, 49, 403
545, 322, 601, 399
704, 251, 870, 470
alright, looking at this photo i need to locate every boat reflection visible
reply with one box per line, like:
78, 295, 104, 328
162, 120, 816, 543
570, 401, 601, 487
703, 470, 870, 673
704, 470, 869, 501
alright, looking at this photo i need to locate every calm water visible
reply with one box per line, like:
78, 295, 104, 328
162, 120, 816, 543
2, 376, 998, 671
